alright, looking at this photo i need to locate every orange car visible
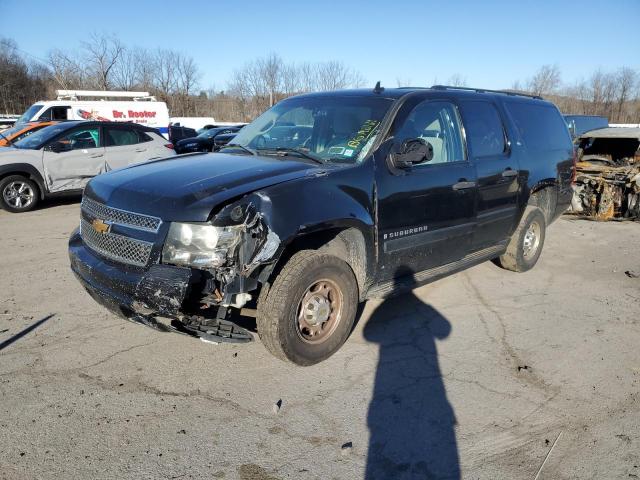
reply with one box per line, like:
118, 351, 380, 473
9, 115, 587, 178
0, 121, 58, 147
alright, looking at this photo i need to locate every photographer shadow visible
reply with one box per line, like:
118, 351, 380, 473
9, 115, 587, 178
364, 266, 459, 479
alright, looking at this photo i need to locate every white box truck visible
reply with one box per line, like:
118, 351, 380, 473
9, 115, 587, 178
16, 90, 170, 137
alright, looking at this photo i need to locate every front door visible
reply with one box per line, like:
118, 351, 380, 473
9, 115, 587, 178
375, 97, 478, 282
458, 100, 520, 250
42, 125, 105, 192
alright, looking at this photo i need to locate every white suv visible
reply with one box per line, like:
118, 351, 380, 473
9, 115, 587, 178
0, 121, 175, 212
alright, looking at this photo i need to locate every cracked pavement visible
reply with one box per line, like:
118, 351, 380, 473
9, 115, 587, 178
1, 199, 639, 479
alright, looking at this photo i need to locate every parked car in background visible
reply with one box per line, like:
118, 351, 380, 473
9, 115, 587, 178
16, 90, 170, 138
174, 126, 244, 154
0, 121, 58, 147
212, 132, 238, 150
0, 121, 174, 212
69, 84, 574, 365
0, 115, 19, 130
169, 117, 217, 132
168, 124, 197, 144
196, 122, 248, 135
564, 114, 608, 139
570, 127, 640, 220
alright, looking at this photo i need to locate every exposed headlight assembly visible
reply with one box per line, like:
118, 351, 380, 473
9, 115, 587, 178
162, 222, 241, 268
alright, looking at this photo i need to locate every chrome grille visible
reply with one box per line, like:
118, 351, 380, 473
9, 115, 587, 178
81, 196, 161, 232
80, 218, 153, 267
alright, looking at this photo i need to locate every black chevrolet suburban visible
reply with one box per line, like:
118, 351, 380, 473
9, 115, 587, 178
69, 85, 574, 365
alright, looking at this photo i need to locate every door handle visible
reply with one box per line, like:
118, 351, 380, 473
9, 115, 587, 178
134, 148, 147, 152
501, 168, 518, 178
89, 153, 104, 158
452, 180, 476, 191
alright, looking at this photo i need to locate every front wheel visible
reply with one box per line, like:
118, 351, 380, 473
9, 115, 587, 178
0, 175, 39, 213
493, 206, 546, 272
256, 250, 359, 365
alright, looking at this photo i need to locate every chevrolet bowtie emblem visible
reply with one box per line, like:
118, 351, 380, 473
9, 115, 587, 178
92, 218, 111, 234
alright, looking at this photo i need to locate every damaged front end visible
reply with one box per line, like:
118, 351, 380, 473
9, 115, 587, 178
69, 193, 281, 343
569, 129, 640, 220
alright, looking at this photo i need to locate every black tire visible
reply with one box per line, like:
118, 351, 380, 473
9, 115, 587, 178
256, 250, 359, 366
493, 206, 546, 272
0, 175, 39, 213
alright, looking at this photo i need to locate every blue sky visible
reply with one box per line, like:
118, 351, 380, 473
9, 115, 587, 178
1, 0, 638, 91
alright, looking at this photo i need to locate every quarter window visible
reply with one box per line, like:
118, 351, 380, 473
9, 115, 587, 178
395, 100, 465, 165
460, 101, 506, 157
505, 102, 571, 150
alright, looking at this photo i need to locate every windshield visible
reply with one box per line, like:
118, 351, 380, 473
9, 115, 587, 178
13, 123, 70, 150
197, 128, 221, 139
228, 95, 394, 163
16, 104, 44, 125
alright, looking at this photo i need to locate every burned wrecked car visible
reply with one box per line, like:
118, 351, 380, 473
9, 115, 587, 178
570, 127, 640, 220
69, 85, 574, 365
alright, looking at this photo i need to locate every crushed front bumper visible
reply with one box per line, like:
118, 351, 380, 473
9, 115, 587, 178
68, 229, 193, 321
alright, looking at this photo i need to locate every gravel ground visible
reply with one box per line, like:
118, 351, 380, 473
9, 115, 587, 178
0, 199, 639, 480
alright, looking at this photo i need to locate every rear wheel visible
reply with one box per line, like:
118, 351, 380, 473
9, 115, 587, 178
256, 250, 359, 365
0, 175, 39, 213
493, 206, 546, 272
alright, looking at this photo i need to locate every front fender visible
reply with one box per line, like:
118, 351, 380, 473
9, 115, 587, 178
212, 163, 376, 287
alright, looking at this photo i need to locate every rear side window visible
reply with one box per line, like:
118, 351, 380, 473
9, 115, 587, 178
505, 102, 571, 150
459, 101, 506, 157
106, 127, 139, 147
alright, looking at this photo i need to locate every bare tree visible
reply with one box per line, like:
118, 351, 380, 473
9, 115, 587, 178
48, 49, 85, 90
81, 33, 124, 90
527, 64, 561, 96
615, 67, 637, 122
396, 77, 412, 87
258, 53, 283, 106
446, 74, 467, 87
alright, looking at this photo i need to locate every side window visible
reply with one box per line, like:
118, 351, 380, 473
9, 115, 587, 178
106, 127, 139, 147
58, 127, 101, 150
395, 100, 465, 165
38, 108, 52, 121
504, 102, 571, 150
38, 106, 68, 121
459, 101, 506, 157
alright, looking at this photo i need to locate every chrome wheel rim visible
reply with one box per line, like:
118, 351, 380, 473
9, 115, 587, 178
296, 278, 343, 344
3, 181, 34, 209
523, 221, 541, 258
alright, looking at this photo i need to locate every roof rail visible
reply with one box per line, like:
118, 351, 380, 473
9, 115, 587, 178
55, 90, 156, 101
430, 85, 543, 100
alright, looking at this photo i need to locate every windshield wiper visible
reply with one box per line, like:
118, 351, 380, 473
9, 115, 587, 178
258, 147, 325, 164
221, 143, 256, 155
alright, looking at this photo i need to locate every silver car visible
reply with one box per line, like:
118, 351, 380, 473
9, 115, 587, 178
0, 121, 175, 212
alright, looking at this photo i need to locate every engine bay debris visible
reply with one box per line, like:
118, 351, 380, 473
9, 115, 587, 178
570, 128, 640, 220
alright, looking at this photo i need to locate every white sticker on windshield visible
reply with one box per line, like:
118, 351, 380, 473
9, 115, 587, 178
344, 149, 354, 157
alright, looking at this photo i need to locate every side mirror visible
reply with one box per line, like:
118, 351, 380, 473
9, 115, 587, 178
46, 141, 72, 153
392, 138, 434, 169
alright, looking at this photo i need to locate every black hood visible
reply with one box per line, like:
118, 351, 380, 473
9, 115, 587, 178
86, 152, 324, 221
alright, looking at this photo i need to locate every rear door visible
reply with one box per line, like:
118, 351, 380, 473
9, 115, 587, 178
376, 96, 477, 281
42, 125, 105, 192
104, 125, 150, 171
459, 100, 520, 250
